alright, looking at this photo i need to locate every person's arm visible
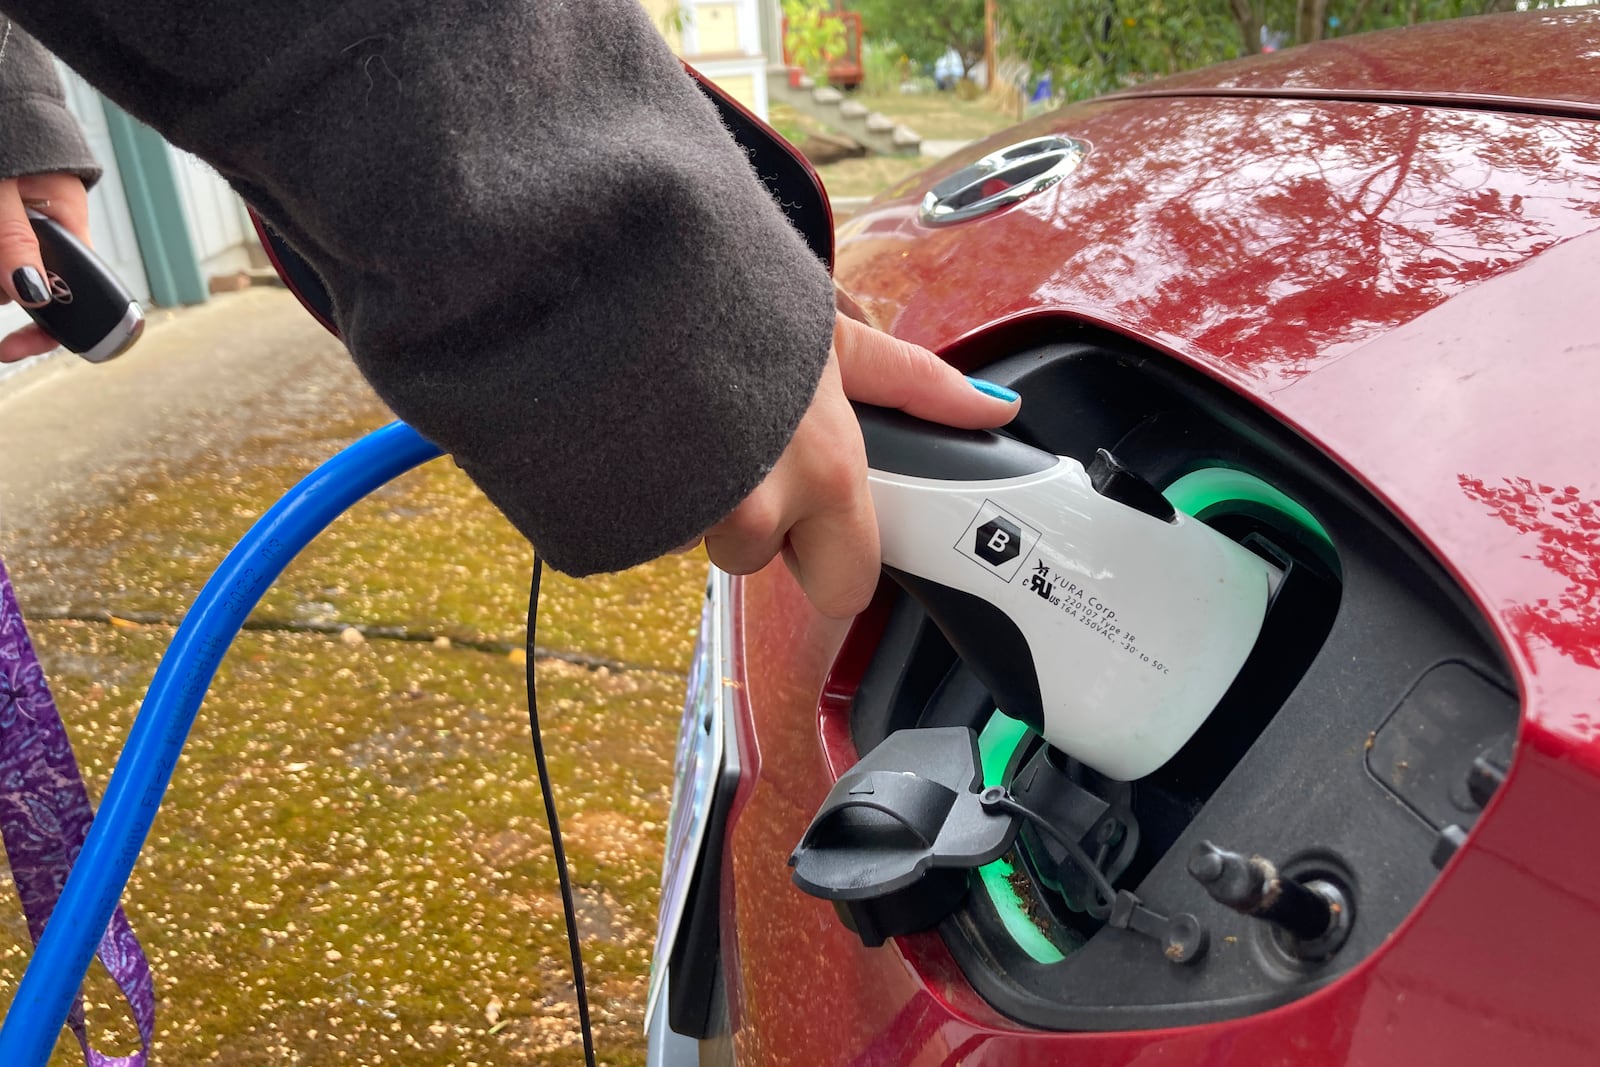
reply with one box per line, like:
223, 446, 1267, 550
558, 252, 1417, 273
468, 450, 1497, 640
6, 1, 839, 571
1, 1, 1016, 614
0, 21, 98, 359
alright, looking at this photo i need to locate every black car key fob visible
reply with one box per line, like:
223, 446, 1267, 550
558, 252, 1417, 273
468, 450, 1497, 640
23, 209, 144, 363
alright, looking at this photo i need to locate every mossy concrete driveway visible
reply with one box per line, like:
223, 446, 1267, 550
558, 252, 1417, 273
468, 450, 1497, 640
0, 289, 706, 1065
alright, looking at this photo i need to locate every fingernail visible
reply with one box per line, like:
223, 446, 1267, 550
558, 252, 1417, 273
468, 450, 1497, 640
966, 376, 1020, 403
12, 267, 48, 306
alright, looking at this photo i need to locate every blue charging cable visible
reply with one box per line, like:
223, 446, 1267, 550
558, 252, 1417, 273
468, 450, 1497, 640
0, 421, 443, 1064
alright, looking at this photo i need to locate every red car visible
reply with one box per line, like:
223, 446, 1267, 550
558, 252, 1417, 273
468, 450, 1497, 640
649, 10, 1600, 1066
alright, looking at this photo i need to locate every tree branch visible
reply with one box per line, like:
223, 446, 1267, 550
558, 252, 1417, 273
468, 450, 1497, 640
1229, 0, 1261, 54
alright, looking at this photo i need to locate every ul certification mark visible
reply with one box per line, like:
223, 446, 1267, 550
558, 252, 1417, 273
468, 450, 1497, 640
955, 500, 1039, 583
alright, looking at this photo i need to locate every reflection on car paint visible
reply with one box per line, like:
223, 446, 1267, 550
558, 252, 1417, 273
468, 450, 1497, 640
838, 102, 1600, 387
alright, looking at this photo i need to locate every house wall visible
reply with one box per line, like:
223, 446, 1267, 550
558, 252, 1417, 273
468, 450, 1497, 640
640, 0, 685, 52
641, 0, 772, 120
170, 149, 259, 279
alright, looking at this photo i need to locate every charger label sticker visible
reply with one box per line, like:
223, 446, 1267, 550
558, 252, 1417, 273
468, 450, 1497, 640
956, 500, 1039, 583
1023, 557, 1170, 674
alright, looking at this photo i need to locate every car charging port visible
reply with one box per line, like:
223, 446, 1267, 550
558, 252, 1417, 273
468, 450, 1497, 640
1147, 471, 1343, 807
982, 466, 1344, 945
980, 785, 1208, 966
844, 458, 1347, 968
836, 337, 1520, 1030
1010, 744, 1139, 917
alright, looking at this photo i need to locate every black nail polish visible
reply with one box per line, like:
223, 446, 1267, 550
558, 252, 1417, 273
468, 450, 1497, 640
12, 266, 48, 306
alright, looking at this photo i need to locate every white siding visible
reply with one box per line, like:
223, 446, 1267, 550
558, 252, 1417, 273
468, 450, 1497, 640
170, 148, 255, 278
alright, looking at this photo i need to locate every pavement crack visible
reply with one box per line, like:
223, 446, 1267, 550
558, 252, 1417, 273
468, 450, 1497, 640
31, 609, 686, 678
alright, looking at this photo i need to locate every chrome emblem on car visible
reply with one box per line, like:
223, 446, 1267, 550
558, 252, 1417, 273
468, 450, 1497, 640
919, 135, 1088, 226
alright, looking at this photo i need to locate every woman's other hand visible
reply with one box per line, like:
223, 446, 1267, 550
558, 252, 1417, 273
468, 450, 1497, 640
0, 172, 91, 361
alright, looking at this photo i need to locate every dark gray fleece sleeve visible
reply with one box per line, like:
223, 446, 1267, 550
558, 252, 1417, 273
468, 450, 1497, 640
2, 1, 834, 575
0, 22, 99, 185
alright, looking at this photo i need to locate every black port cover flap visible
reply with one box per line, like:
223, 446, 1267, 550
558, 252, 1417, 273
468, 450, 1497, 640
789, 727, 1021, 901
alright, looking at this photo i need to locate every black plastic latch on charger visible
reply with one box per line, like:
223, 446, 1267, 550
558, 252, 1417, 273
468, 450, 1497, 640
788, 727, 1021, 947
1087, 447, 1176, 523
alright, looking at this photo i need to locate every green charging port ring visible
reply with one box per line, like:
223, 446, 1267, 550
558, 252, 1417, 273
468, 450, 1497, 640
971, 466, 1330, 964
977, 712, 1068, 963
1163, 467, 1333, 550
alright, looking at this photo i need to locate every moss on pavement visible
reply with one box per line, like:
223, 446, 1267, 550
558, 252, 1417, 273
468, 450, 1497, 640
0, 361, 706, 1065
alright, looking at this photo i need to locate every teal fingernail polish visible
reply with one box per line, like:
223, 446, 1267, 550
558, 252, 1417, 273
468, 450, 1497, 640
966, 376, 1020, 403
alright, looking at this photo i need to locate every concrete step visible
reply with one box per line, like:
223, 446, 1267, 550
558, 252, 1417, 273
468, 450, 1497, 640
766, 67, 921, 156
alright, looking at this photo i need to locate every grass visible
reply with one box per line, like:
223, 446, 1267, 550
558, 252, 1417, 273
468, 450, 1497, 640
0, 356, 707, 1064
813, 154, 932, 201
772, 88, 1021, 204
849, 90, 1021, 143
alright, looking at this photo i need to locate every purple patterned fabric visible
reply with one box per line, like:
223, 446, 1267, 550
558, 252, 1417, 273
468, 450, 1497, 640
0, 559, 153, 1065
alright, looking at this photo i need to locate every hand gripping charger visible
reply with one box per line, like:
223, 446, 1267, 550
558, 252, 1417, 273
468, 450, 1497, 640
859, 404, 1279, 781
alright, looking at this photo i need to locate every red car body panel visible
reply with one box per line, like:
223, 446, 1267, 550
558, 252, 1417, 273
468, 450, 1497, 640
1120, 8, 1600, 118
719, 12, 1600, 1066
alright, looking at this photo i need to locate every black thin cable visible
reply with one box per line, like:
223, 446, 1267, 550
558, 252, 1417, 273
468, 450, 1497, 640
984, 790, 1119, 913
526, 558, 597, 1067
